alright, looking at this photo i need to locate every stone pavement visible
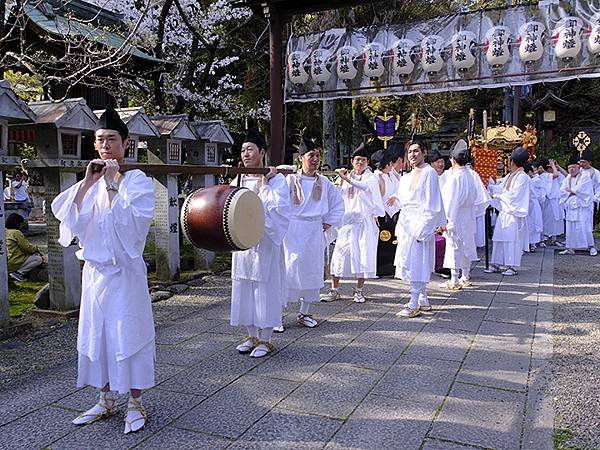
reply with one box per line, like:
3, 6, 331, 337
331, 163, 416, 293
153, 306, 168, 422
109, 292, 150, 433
0, 248, 554, 450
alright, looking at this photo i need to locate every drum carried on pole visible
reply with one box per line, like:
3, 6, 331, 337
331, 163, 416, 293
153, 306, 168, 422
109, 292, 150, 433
180, 185, 265, 252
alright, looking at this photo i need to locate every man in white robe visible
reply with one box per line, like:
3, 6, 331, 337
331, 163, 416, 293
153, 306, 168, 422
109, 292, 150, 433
284, 137, 344, 327
525, 164, 544, 251
51, 108, 155, 434
466, 163, 491, 249
486, 147, 530, 276
231, 130, 290, 357
578, 149, 600, 255
559, 153, 596, 255
325, 145, 385, 303
538, 158, 565, 246
439, 140, 478, 289
372, 149, 403, 277
395, 138, 446, 318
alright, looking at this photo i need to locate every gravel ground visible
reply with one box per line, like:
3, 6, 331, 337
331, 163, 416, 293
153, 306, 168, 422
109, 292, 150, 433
551, 245, 600, 449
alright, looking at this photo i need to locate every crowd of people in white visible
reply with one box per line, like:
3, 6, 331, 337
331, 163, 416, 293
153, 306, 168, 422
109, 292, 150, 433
50, 110, 598, 433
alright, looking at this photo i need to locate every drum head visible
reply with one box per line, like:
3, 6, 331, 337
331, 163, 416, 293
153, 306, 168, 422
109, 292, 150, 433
224, 188, 265, 250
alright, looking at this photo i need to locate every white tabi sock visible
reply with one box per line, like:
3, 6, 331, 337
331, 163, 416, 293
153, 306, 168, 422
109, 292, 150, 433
299, 301, 310, 315
450, 269, 460, 284
246, 326, 258, 338
259, 328, 273, 343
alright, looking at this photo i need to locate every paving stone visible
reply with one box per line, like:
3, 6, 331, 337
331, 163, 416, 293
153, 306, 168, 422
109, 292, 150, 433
176, 375, 299, 439
231, 408, 342, 449
473, 320, 534, 354
372, 356, 461, 402
484, 302, 538, 326
522, 358, 554, 450
278, 363, 380, 419
325, 394, 436, 450
53, 386, 125, 412
251, 341, 340, 383
402, 326, 474, 362
457, 347, 531, 392
156, 332, 237, 367
430, 307, 487, 333
430, 382, 526, 450
422, 438, 483, 450
0, 365, 78, 426
137, 426, 231, 449
0, 406, 75, 450
50, 389, 205, 449
155, 319, 222, 345
158, 350, 261, 396
330, 329, 411, 370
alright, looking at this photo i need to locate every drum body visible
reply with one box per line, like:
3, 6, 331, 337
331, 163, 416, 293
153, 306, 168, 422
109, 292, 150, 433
376, 212, 398, 277
181, 185, 265, 252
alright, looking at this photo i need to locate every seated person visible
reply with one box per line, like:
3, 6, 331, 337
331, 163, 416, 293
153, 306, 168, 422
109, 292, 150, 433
6, 213, 43, 281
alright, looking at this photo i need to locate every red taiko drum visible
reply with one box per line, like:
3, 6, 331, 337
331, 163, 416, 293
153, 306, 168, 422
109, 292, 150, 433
180, 185, 265, 252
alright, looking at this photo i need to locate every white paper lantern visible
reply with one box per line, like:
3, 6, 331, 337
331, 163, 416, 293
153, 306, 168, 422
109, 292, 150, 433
451, 31, 477, 71
484, 26, 512, 68
587, 13, 600, 55
518, 22, 545, 63
287, 51, 309, 85
336, 46, 359, 81
553, 17, 583, 61
363, 42, 385, 79
391, 39, 416, 76
310, 49, 333, 84
420, 35, 445, 74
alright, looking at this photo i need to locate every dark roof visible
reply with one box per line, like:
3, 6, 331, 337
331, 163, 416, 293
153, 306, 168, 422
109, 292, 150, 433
230, 0, 379, 16
23, 1, 171, 67
526, 91, 570, 111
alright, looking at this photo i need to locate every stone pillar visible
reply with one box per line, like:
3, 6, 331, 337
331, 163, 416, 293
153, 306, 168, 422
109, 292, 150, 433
44, 170, 81, 310
153, 173, 180, 281
0, 120, 10, 325
0, 177, 8, 326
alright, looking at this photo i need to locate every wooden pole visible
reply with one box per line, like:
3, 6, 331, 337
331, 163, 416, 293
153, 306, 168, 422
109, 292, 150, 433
269, 7, 284, 165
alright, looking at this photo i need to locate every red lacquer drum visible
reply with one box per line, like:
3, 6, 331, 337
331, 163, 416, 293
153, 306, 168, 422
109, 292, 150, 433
180, 185, 265, 252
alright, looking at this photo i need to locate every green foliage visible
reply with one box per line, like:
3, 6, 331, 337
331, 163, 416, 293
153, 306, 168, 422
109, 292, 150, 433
3, 70, 43, 102
8, 281, 46, 317
552, 427, 583, 450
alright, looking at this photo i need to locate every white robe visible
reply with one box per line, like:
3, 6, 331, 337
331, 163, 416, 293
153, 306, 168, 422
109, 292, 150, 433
540, 172, 565, 237
581, 166, 600, 233
231, 174, 290, 329
375, 169, 401, 217
528, 175, 544, 245
560, 172, 594, 249
394, 165, 446, 283
491, 169, 530, 268
441, 167, 478, 269
330, 170, 385, 279
468, 167, 491, 247
51, 170, 156, 394
284, 174, 344, 304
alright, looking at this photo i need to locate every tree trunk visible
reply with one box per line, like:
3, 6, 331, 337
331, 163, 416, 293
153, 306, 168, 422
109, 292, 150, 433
351, 98, 362, 150
322, 100, 337, 169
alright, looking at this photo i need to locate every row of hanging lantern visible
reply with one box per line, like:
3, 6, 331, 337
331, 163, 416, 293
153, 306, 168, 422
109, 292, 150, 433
288, 14, 600, 86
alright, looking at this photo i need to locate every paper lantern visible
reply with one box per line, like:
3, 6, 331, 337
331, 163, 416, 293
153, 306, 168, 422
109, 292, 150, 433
363, 42, 385, 79
420, 35, 445, 74
517, 22, 545, 63
390, 39, 416, 76
310, 49, 333, 84
588, 13, 600, 56
287, 51, 310, 85
553, 17, 583, 61
451, 31, 477, 72
484, 26, 512, 68
336, 46, 359, 81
